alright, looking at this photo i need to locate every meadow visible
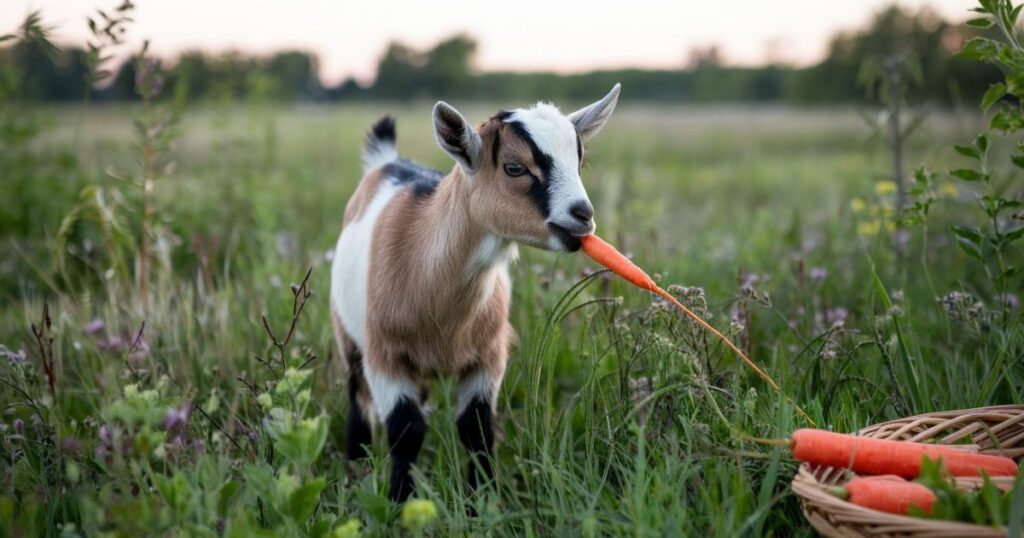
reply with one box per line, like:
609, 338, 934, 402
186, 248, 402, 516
1, 100, 1021, 536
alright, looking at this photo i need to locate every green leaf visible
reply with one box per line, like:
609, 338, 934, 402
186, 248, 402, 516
1013, 3, 1024, 25
1011, 154, 1024, 169
0, 34, 14, 43
1005, 227, 1024, 244
959, 37, 1000, 61
354, 488, 391, 524
996, 266, 1020, 283
952, 225, 983, 243
955, 145, 981, 160
966, 17, 994, 27
976, 134, 989, 154
957, 237, 984, 260
286, 477, 326, 523
951, 168, 986, 181
981, 83, 1007, 111
218, 480, 240, 517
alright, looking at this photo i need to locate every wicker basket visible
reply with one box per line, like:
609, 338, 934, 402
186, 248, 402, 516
791, 405, 1024, 537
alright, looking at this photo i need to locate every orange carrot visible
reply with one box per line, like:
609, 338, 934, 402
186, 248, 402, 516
579, 234, 815, 425
792, 428, 1019, 478
831, 476, 936, 515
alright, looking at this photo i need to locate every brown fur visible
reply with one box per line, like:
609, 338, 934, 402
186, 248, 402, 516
342, 168, 386, 226
357, 117, 550, 392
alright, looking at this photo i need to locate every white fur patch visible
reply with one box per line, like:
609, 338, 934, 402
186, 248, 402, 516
506, 104, 592, 233
364, 365, 420, 422
465, 234, 516, 279
330, 182, 401, 351
456, 369, 500, 416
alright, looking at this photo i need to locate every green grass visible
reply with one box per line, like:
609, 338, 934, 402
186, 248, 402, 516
1, 102, 1020, 537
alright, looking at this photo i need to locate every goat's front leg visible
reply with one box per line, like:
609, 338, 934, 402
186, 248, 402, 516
456, 369, 501, 491
365, 363, 426, 502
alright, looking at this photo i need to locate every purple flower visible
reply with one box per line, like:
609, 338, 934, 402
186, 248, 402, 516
99, 425, 112, 445
1001, 293, 1020, 311
13, 419, 24, 435
809, 267, 827, 284
162, 403, 192, 432
84, 319, 106, 335
0, 345, 26, 365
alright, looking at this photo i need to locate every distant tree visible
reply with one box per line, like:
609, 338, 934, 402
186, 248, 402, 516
373, 42, 425, 99
267, 50, 322, 100
422, 34, 476, 95
796, 6, 998, 104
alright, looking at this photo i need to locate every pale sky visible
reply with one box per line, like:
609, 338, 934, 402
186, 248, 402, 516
5, 0, 972, 85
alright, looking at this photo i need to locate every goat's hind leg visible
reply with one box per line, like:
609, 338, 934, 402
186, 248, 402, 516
331, 311, 373, 461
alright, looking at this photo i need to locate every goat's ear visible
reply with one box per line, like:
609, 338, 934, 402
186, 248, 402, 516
433, 101, 483, 173
567, 83, 621, 141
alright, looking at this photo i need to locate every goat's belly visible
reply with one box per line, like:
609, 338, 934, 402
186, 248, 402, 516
330, 183, 400, 351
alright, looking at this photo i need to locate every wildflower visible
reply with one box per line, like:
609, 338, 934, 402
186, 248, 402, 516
857, 220, 881, 237
939, 182, 959, 197
850, 198, 866, 213
84, 319, 105, 335
13, 419, 24, 435
1000, 293, 1019, 311
257, 393, 273, 411
332, 519, 362, 538
0, 345, 26, 365
809, 267, 827, 284
162, 403, 191, 432
400, 499, 438, 530
874, 181, 897, 196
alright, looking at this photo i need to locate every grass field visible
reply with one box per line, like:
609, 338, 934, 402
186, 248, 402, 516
1, 102, 1021, 536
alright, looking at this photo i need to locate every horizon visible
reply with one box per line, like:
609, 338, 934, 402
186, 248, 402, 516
5, 0, 971, 85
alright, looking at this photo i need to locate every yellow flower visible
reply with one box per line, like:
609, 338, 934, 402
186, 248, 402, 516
850, 198, 866, 213
939, 182, 959, 197
400, 499, 438, 530
331, 519, 361, 538
858, 220, 881, 237
874, 181, 897, 196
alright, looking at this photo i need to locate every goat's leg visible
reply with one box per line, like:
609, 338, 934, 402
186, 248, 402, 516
456, 369, 501, 491
331, 312, 374, 461
365, 363, 426, 502
344, 348, 374, 461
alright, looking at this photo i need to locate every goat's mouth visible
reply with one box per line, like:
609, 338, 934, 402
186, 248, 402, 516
547, 223, 587, 252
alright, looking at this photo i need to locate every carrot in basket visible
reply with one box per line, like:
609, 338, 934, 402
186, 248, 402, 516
579, 234, 815, 425
792, 428, 1019, 478
830, 476, 936, 515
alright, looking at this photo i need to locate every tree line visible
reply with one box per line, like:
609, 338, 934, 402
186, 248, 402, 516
0, 5, 1001, 105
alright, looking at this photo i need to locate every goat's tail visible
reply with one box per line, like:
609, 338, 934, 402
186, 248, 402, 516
362, 116, 398, 172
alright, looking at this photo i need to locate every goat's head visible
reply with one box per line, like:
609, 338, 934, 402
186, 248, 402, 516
432, 84, 620, 252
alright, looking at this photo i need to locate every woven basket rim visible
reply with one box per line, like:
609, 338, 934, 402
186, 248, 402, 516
790, 405, 1023, 538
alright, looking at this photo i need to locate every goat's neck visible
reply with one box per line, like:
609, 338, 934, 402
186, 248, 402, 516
420, 167, 511, 288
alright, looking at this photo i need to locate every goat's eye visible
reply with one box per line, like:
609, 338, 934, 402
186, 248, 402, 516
503, 163, 526, 177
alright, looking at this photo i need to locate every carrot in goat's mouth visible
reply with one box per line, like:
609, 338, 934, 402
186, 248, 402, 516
579, 233, 814, 425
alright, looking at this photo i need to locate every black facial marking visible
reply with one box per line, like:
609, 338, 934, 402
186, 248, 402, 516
492, 110, 513, 121
457, 396, 495, 491
576, 132, 583, 163
384, 159, 443, 199
507, 120, 554, 218
491, 128, 501, 166
345, 346, 372, 461
386, 397, 427, 502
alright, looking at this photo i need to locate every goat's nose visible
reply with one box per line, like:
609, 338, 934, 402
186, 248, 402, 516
570, 200, 594, 224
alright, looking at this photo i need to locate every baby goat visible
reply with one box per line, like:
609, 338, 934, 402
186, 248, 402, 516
330, 84, 621, 502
